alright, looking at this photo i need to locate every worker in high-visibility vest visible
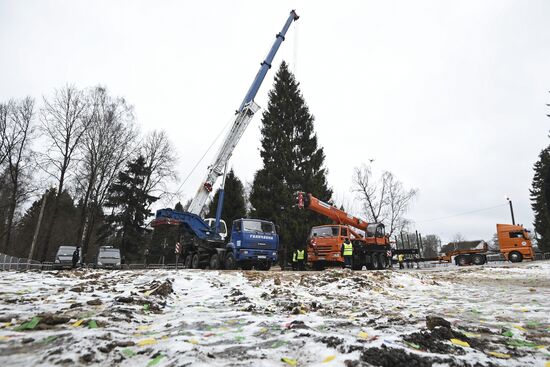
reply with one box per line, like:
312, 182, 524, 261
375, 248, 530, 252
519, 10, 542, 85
340, 238, 353, 269
398, 254, 405, 269
295, 248, 306, 271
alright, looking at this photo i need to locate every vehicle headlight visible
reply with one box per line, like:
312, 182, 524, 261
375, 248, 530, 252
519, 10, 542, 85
116, 262, 121, 266
97, 262, 102, 265
55, 260, 60, 263
243, 250, 248, 254
272, 252, 277, 256
333, 253, 340, 257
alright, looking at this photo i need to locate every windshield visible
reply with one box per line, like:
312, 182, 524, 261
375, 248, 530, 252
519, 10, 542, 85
57, 246, 76, 256
99, 249, 120, 259
310, 226, 339, 238
242, 220, 275, 234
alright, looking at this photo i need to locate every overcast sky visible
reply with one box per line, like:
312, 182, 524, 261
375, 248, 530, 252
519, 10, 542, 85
1, 0, 549, 244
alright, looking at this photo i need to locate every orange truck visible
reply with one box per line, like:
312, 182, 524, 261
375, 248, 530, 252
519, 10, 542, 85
496, 223, 535, 262
439, 224, 534, 266
297, 192, 391, 270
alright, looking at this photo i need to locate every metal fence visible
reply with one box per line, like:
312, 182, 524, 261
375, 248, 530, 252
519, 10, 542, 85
0, 253, 43, 271
2, 252, 549, 272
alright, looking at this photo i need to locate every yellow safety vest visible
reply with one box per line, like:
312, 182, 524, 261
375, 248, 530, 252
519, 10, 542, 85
343, 242, 353, 256
398, 254, 404, 261
296, 250, 305, 260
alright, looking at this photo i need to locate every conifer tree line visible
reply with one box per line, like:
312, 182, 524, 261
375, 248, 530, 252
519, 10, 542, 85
0, 85, 177, 262
530, 138, 550, 252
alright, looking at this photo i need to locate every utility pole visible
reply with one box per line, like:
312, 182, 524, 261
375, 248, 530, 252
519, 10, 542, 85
506, 197, 516, 225
419, 233, 424, 257
400, 232, 405, 250
28, 191, 48, 269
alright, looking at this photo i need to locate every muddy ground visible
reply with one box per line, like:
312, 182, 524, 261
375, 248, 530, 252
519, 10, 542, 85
0, 261, 549, 366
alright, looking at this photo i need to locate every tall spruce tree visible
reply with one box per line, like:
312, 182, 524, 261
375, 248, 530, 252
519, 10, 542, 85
530, 145, 550, 252
250, 61, 332, 264
103, 155, 158, 261
206, 169, 247, 228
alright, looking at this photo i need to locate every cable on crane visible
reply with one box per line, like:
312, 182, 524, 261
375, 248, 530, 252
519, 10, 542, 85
172, 114, 235, 200
293, 16, 299, 75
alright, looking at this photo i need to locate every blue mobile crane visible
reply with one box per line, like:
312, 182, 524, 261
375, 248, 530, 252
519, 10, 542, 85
151, 10, 299, 270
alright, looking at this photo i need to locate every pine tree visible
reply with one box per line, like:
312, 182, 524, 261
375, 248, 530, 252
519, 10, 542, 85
103, 156, 158, 261
174, 201, 184, 212
206, 169, 247, 228
250, 61, 332, 263
12, 189, 80, 260
530, 146, 550, 252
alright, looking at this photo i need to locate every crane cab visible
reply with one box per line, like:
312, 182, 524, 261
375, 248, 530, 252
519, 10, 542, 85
204, 218, 228, 240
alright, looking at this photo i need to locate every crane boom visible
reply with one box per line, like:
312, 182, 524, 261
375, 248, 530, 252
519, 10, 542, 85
187, 10, 299, 215
298, 192, 370, 231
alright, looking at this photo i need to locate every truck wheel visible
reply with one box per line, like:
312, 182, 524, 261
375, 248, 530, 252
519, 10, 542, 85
377, 254, 386, 270
456, 255, 469, 266
224, 253, 236, 270
191, 253, 200, 269
241, 264, 253, 271
365, 254, 375, 270
509, 251, 523, 263
209, 254, 221, 270
184, 255, 192, 269
472, 254, 485, 265
312, 262, 324, 271
258, 262, 271, 271
372, 253, 379, 270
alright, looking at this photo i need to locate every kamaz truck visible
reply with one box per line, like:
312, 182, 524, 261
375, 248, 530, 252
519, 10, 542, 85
297, 192, 392, 270
154, 211, 278, 270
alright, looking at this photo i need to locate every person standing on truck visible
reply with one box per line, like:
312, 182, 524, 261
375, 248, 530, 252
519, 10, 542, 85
72, 247, 80, 269
341, 238, 353, 269
398, 253, 405, 269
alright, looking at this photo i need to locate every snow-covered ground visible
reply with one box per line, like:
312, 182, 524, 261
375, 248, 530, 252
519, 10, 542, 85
0, 262, 549, 366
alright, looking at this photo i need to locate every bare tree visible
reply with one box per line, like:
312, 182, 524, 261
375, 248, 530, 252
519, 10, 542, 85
75, 86, 138, 260
0, 97, 36, 253
0, 103, 9, 167
422, 234, 440, 258
352, 164, 417, 236
140, 130, 177, 203
38, 85, 93, 261
352, 165, 386, 223
450, 233, 466, 251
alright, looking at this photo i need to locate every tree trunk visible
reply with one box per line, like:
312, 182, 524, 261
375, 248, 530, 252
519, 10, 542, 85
40, 171, 65, 261
76, 172, 95, 258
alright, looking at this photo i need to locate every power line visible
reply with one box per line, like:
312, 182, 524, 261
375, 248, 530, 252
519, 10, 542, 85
415, 203, 507, 224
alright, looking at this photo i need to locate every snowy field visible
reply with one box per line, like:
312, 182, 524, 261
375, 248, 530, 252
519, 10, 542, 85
0, 262, 549, 367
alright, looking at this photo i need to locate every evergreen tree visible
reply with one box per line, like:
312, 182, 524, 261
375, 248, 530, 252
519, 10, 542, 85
250, 61, 332, 263
206, 169, 247, 228
12, 189, 80, 260
174, 201, 184, 212
103, 155, 158, 261
530, 146, 550, 252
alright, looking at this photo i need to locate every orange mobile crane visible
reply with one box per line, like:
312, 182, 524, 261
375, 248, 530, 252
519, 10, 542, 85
297, 192, 391, 270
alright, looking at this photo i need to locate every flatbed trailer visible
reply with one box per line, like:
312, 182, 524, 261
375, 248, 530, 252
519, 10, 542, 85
439, 243, 488, 266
